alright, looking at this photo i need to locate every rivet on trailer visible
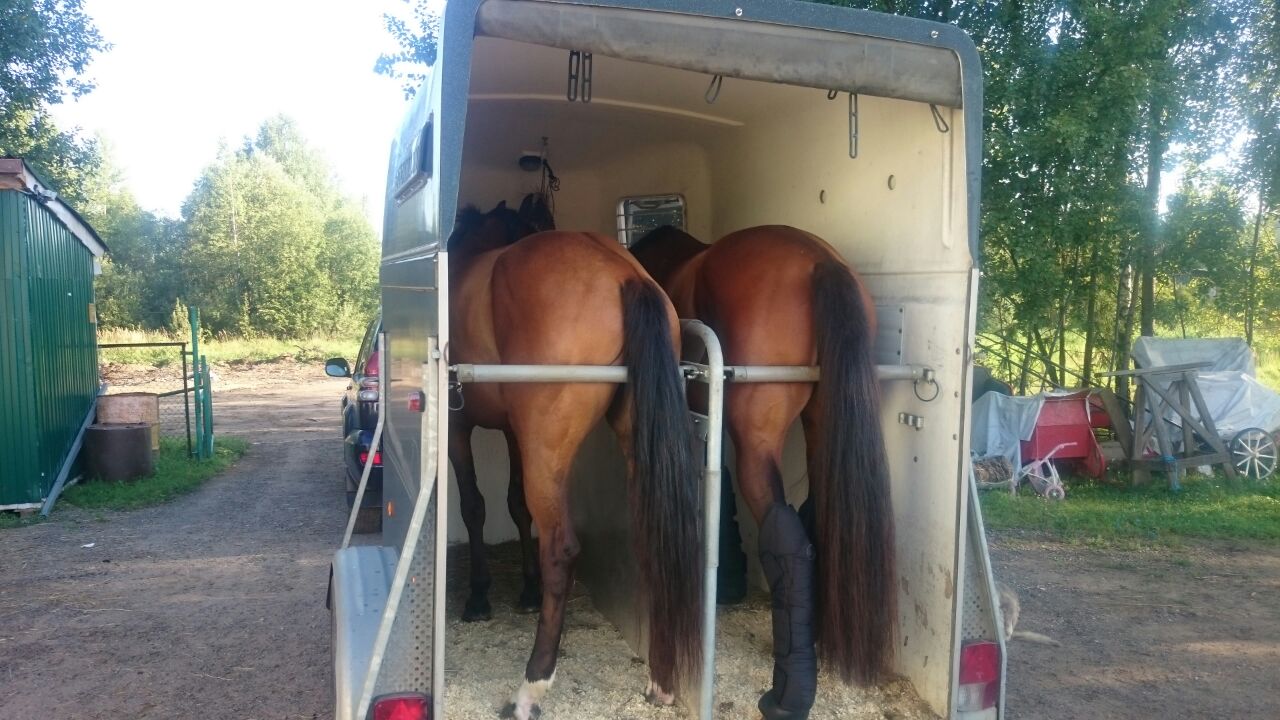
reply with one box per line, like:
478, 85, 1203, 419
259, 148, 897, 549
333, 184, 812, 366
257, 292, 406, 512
329, 2, 1006, 720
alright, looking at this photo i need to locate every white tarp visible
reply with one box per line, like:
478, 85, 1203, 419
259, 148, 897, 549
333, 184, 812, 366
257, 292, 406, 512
1132, 337, 1256, 374
1183, 371, 1280, 436
1129, 337, 1279, 438
971, 393, 1045, 470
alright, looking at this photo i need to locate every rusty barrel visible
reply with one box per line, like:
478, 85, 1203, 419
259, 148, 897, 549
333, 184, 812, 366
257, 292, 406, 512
98, 392, 161, 451
83, 423, 154, 482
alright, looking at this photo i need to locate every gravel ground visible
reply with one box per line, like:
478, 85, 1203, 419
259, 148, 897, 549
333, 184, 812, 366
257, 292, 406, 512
4, 362, 1278, 720
443, 542, 935, 720
0, 374, 349, 720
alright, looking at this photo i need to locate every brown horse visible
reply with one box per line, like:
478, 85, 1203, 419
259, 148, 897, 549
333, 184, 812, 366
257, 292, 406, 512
447, 202, 703, 719
451, 194, 555, 622
631, 225, 895, 720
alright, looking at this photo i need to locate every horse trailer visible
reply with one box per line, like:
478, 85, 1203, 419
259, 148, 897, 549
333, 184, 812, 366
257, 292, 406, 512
330, 1, 1005, 719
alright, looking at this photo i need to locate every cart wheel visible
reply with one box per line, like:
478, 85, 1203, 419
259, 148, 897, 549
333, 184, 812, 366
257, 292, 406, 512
1230, 427, 1278, 481
1045, 485, 1066, 501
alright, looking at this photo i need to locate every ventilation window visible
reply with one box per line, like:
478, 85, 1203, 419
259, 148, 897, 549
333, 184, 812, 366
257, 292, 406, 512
616, 194, 686, 246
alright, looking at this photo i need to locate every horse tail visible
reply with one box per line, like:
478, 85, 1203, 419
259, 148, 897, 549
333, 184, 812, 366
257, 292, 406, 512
810, 260, 896, 685
620, 279, 704, 695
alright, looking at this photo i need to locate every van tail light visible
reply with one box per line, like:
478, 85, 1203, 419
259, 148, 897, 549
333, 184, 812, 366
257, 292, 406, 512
369, 693, 429, 720
359, 450, 383, 466
364, 350, 381, 377
408, 391, 425, 412
957, 640, 1000, 714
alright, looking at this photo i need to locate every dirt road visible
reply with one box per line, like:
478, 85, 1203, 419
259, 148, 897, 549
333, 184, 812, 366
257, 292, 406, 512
0, 375, 349, 720
4, 363, 1279, 719
992, 533, 1280, 719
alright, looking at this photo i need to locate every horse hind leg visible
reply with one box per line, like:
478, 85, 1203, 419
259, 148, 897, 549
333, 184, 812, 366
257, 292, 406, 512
501, 387, 608, 720
504, 430, 541, 613
499, 461, 581, 712
449, 424, 492, 622
728, 384, 817, 720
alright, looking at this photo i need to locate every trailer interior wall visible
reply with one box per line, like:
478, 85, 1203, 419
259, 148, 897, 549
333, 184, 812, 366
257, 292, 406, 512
448, 29, 975, 716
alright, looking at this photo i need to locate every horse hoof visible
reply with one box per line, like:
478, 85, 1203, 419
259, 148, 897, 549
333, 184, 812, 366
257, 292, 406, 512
516, 587, 542, 613
462, 597, 492, 622
499, 702, 541, 720
644, 680, 675, 706
758, 689, 811, 720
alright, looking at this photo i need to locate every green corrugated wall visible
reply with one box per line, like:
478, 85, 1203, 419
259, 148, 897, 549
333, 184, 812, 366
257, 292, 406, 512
0, 190, 100, 506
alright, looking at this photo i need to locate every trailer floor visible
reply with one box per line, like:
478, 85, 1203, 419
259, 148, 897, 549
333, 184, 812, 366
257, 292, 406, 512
445, 542, 937, 720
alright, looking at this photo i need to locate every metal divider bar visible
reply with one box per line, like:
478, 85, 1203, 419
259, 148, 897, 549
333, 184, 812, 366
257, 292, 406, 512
451, 363, 935, 384
454, 364, 626, 383
342, 332, 387, 549
679, 320, 723, 720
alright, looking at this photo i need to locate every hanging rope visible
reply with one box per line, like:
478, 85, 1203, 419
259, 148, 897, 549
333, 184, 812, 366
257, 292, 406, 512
705, 74, 724, 104
930, 104, 951, 134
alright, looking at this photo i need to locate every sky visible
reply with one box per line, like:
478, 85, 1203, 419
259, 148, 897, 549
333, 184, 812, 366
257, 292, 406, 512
49, 0, 415, 233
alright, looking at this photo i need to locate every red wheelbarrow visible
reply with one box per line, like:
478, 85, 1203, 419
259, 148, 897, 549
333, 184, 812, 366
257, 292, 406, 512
1020, 390, 1110, 479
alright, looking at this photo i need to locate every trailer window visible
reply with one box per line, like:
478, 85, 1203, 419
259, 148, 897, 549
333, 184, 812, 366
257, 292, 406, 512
616, 194, 685, 246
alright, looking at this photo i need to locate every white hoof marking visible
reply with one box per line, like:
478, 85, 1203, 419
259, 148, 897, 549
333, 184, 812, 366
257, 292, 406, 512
509, 672, 554, 720
645, 679, 675, 706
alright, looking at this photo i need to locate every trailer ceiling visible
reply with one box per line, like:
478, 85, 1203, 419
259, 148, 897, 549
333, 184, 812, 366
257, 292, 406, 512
475, 0, 964, 109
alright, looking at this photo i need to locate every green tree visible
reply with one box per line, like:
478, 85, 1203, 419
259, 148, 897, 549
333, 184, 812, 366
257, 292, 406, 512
178, 118, 380, 338
247, 115, 334, 198
1162, 174, 1250, 334
373, 0, 438, 98
1233, 0, 1280, 345
0, 0, 108, 202
183, 151, 331, 337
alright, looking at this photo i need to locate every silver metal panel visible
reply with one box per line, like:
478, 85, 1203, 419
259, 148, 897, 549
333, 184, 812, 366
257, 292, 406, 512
381, 253, 441, 551
683, 321, 725, 720
332, 545, 400, 720
475, 1, 964, 108
357, 346, 442, 719
875, 304, 907, 366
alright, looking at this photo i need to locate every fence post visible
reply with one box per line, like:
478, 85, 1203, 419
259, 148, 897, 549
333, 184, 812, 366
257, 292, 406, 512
181, 343, 192, 458
189, 306, 204, 459
202, 354, 214, 458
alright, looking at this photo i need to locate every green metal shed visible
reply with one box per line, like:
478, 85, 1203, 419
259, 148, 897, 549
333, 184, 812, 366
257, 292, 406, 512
1, 158, 107, 510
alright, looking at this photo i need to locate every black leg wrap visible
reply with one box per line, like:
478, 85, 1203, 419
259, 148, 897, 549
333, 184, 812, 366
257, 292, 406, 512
798, 495, 816, 546
757, 502, 816, 720
717, 465, 748, 605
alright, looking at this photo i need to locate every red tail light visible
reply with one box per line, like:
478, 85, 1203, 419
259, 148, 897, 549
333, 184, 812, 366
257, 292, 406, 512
370, 693, 429, 720
957, 640, 1000, 712
364, 350, 381, 377
359, 450, 383, 466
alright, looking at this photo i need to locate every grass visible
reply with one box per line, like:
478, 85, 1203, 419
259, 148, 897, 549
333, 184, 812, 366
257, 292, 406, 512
0, 512, 44, 530
61, 436, 249, 510
97, 327, 360, 368
980, 472, 1280, 545
1250, 340, 1280, 391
